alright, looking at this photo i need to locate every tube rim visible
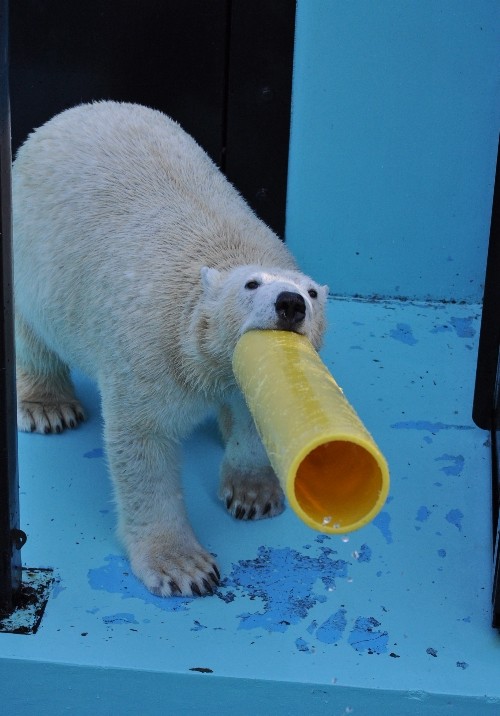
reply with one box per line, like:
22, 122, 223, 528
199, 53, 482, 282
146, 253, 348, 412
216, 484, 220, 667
285, 434, 390, 534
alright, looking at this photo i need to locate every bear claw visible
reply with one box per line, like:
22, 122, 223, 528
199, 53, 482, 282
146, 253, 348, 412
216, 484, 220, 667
191, 582, 202, 597
169, 580, 182, 596
235, 505, 246, 520
202, 578, 215, 595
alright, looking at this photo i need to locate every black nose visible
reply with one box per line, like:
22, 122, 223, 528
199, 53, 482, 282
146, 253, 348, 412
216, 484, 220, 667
275, 291, 306, 327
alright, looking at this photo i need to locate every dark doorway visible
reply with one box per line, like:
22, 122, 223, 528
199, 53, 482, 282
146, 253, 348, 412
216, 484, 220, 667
9, 0, 296, 236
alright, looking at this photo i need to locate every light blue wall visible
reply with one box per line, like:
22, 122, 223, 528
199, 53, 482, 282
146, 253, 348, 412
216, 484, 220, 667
286, 1, 500, 302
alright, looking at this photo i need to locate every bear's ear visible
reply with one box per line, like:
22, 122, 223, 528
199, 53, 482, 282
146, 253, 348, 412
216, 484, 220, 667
200, 267, 222, 295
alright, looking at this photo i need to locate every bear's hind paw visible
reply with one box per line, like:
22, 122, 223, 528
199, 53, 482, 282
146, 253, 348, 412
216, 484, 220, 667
219, 466, 285, 521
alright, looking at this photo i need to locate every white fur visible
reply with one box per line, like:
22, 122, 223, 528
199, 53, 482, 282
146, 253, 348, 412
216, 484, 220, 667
13, 101, 328, 597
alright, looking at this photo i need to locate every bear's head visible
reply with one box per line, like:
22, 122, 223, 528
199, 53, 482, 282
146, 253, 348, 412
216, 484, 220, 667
200, 265, 328, 351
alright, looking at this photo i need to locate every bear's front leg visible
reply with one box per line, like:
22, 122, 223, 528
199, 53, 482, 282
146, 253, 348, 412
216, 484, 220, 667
218, 393, 285, 520
104, 412, 219, 597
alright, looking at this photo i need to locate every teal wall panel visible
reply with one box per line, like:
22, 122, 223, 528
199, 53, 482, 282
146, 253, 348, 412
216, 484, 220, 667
286, 1, 500, 301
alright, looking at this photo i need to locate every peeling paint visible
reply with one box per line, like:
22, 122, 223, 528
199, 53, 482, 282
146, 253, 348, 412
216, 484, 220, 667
431, 324, 453, 335
446, 509, 464, 532
391, 421, 475, 433
355, 544, 372, 563
315, 608, 347, 644
103, 612, 138, 625
191, 620, 208, 632
450, 317, 476, 338
348, 617, 389, 654
221, 545, 349, 633
416, 506, 431, 523
390, 323, 418, 345
295, 637, 313, 653
373, 512, 393, 544
83, 447, 104, 459
0, 569, 54, 635
435, 454, 465, 476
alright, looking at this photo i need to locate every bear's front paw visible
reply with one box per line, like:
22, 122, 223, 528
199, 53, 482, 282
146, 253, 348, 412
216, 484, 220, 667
219, 465, 285, 520
17, 399, 85, 434
128, 532, 220, 598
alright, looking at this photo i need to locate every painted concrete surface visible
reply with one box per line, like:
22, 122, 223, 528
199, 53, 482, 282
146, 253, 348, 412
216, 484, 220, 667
286, 1, 500, 302
1, 298, 499, 714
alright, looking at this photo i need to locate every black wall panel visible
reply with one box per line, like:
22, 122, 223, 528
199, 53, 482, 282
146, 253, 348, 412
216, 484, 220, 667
10, 1, 229, 163
9, 0, 296, 235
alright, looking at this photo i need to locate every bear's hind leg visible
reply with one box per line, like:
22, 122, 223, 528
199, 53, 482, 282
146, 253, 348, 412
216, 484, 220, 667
15, 313, 85, 434
218, 393, 285, 520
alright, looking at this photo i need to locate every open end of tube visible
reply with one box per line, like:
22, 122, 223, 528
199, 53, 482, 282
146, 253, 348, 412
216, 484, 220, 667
293, 441, 387, 532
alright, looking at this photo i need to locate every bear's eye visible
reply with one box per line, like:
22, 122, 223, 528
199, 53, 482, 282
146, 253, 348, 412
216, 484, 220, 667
308, 288, 318, 299
245, 280, 260, 290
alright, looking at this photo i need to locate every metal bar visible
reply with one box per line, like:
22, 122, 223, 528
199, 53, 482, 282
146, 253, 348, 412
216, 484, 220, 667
492, 359, 500, 629
473, 137, 500, 430
472, 137, 500, 628
492, 421, 500, 629
0, 0, 22, 616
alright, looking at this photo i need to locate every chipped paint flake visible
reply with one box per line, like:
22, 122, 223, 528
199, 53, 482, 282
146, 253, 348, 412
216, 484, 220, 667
445, 509, 464, 532
191, 620, 208, 632
373, 511, 393, 544
348, 617, 389, 654
431, 324, 452, 335
450, 317, 476, 338
391, 421, 475, 433
416, 506, 431, 522
295, 637, 313, 653
355, 544, 372, 562
102, 612, 138, 625
390, 323, 418, 345
435, 454, 465, 476
83, 447, 104, 459
315, 608, 347, 644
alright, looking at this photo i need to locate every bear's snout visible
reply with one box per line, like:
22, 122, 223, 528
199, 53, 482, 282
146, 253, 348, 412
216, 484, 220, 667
275, 291, 306, 328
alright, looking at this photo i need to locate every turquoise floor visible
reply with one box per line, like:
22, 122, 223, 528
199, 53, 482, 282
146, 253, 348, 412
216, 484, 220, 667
1, 297, 499, 714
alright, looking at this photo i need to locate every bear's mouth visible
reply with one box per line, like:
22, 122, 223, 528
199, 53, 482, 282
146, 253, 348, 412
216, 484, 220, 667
275, 319, 306, 335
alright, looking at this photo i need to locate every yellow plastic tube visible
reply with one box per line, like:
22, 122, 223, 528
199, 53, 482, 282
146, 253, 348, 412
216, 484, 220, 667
232, 330, 390, 534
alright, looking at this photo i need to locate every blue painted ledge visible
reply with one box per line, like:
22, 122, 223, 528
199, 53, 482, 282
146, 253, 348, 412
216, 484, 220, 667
1, 297, 499, 715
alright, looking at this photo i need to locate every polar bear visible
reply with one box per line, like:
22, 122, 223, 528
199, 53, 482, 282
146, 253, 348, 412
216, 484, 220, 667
13, 101, 328, 597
